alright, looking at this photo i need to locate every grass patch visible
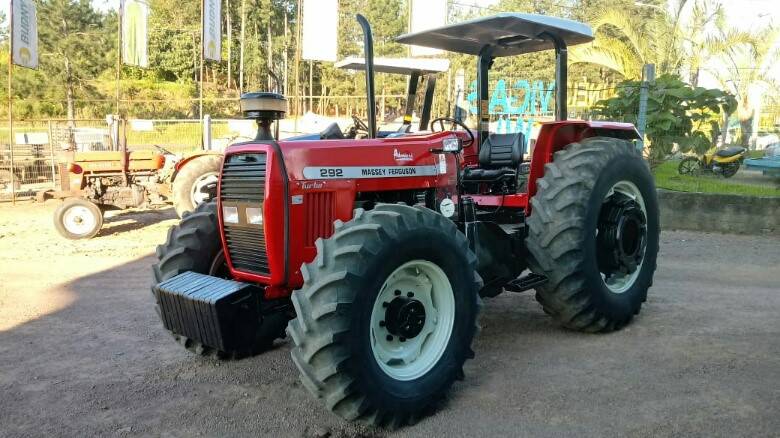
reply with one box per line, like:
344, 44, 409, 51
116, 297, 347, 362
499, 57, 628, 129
653, 160, 780, 197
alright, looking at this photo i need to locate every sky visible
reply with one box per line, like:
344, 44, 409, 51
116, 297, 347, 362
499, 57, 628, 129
1, 0, 778, 84
1, 0, 777, 32
2, 0, 777, 29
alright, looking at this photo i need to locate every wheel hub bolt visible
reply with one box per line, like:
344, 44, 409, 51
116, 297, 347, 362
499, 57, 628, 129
407, 292, 414, 297
386, 335, 393, 341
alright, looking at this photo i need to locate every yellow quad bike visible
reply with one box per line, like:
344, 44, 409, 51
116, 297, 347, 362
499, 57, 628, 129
678, 146, 747, 178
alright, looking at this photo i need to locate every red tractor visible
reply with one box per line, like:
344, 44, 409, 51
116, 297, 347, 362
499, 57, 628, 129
153, 13, 658, 427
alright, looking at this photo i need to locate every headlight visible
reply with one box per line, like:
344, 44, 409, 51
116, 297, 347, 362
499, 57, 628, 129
442, 137, 462, 152
246, 207, 263, 225
222, 206, 239, 224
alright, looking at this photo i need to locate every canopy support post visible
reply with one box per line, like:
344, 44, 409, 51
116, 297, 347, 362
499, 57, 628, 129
356, 14, 377, 138
541, 32, 568, 121
476, 46, 493, 144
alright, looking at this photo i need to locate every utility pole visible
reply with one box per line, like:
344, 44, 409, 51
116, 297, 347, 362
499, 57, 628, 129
267, 19, 272, 90
637, 63, 655, 151
283, 8, 288, 94
227, 0, 232, 89
294, 0, 302, 130
116, 0, 123, 116
7, 1, 15, 205
199, 0, 205, 122
239, 0, 246, 93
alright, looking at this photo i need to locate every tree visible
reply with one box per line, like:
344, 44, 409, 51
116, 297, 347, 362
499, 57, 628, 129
569, 1, 686, 79
707, 25, 780, 146
37, 0, 113, 120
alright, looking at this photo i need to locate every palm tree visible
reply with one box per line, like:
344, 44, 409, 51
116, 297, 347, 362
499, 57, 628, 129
706, 26, 780, 146
570, 2, 688, 79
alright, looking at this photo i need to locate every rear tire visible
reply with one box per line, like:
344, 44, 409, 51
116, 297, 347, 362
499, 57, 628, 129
526, 137, 659, 332
153, 201, 288, 359
287, 204, 482, 427
721, 162, 739, 178
53, 198, 103, 239
172, 155, 222, 217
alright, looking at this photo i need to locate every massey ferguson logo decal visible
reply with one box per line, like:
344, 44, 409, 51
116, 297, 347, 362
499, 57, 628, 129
303, 165, 439, 180
393, 149, 413, 162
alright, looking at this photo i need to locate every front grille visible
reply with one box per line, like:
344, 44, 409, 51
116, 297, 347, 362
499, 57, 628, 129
221, 153, 269, 275
220, 153, 266, 202
304, 192, 335, 246
223, 225, 269, 274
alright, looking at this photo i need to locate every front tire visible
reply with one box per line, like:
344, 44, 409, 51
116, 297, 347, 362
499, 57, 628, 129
678, 156, 702, 175
53, 198, 103, 239
172, 155, 222, 217
526, 137, 659, 332
287, 204, 482, 427
153, 201, 288, 358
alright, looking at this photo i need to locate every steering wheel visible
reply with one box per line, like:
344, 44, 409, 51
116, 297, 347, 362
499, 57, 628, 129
429, 117, 475, 147
351, 115, 371, 134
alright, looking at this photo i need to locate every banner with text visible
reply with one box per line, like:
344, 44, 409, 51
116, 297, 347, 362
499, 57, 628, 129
302, 0, 338, 61
11, 0, 39, 69
121, 0, 149, 68
202, 0, 222, 61
409, 0, 446, 56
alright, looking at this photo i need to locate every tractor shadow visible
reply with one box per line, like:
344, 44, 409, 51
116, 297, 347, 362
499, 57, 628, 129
99, 207, 178, 237
0, 254, 381, 437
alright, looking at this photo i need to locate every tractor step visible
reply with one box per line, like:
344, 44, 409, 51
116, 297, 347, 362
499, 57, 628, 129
504, 272, 548, 293
154, 271, 264, 352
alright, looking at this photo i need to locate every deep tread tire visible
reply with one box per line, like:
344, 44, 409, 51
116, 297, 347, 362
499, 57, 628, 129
287, 203, 483, 427
153, 201, 287, 359
172, 155, 222, 218
53, 198, 104, 239
526, 137, 659, 332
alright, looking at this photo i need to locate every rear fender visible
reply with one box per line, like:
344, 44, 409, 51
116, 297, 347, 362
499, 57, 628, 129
527, 121, 640, 215
171, 151, 223, 182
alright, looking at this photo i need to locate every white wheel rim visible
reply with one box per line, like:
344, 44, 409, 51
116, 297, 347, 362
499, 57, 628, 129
63, 205, 96, 236
370, 260, 455, 381
190, 173, 218, 206
600, 180, 647, 294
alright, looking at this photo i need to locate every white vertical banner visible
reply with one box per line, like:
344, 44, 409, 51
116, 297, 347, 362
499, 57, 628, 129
11, 0, 39, 69
203, 0, 222, 61
302, 0, 338, 61
122, 0, 150, 68
410, 0, 446, 57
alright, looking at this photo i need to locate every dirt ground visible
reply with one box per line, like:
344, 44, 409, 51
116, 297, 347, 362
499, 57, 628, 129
1, 200, 778, 438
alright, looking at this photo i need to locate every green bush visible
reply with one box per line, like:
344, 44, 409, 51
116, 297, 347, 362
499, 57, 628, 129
594, 74, 737, 165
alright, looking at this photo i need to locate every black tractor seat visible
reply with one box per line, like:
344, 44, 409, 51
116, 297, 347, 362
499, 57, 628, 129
462, 132, 525, 182
715, 146, 746, 158
319, 122, 346, 140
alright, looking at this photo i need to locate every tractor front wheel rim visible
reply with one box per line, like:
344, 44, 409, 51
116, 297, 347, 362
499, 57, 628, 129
190, 173, 219, 207
63, 205, 96, 235
370, 260, 455, 381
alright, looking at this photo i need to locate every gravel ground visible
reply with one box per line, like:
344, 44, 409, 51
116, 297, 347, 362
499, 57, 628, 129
1, 200, 778, 438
